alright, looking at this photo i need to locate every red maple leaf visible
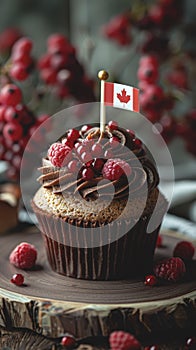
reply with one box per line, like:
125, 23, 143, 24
117, 89, 130, 104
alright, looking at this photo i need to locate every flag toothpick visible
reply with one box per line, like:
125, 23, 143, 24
98, 70, 109, 133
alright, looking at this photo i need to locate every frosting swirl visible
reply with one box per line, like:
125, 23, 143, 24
38, 124, 159, 201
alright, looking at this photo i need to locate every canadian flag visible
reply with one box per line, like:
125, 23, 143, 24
104, 82, 139, 112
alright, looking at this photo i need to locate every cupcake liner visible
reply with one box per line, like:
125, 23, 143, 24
32, 201, 162, 280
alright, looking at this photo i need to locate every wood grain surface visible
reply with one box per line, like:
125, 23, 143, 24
0, 224, 195, 349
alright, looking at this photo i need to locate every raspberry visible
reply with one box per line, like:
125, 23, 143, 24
173, 241, 195, 260
48, 142, 71, 167
154, 257, 186, 282
109, 331, 141, 350
102, 158, 131, 181
11, 273, 24, 286
9, 242, 37, 269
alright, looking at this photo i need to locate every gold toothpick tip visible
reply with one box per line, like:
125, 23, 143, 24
98, 70, 109, 81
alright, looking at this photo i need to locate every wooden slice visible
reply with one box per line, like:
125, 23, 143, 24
0, 224, 195, 345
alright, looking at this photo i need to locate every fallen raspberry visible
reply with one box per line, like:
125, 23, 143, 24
109, 331, 141, 350
102, 158, 131, 181
48, 142, 72, 167
173, 240, 195, 260
154, 257, 186, 282
9, 242, 37, 269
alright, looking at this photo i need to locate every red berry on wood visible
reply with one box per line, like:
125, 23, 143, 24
11, 273, 24, 286
144, 275, 157, 286
61, 335, 76, 348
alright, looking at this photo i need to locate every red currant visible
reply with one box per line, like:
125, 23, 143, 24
139, 55, 159, 68
40, 68, 57, 85
109, 136, 120, 148
47, 34, 68, 50
0, 84, 22, 106
108, 120, 118, 130
74, 142, 81, 149
133, 138, 142, 149
67, 160, 80, 173
81, 124, 92, 133
144, 346, 159, 350
61, 335, 76, 348
67, 128, 80, 142
0, 105, 6, 121
10, 63, 29, 81
4, 106, 20, 122
92, 143, 103, 157
38, 54, 51, 69
77, 145, 86, 156
93, 158, 105, 172
126, 129, 135, 139
138, 64, 158, 84
104, 149, 114, 159
3, 122, 23, 142
11, 273, 24, 286
144, 275, 157, 286
11, 50, 33, 66
12, 37, 32, 54
82, 167, 94, 180
81, 151, 91, 164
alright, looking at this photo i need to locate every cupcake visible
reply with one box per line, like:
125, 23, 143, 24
32, 121, 167, 280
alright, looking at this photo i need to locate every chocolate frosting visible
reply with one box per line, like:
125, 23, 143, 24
38, 125, 159, 200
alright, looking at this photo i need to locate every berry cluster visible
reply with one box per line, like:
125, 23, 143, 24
102, 13, 132, 46
38, 34, 95, 102
47, 121, 139, 183
137, 55, 178, 143
145, 239, 195, 287
102, 0, 195, 157
9, 37, 34, 81
0, 31, 96, 179
0, 83, 49, 179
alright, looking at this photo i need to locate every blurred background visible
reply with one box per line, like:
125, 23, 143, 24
0, 0, 195, 228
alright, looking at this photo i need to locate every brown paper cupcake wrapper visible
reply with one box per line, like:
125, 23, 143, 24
32, 202, 163, 280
